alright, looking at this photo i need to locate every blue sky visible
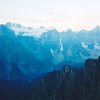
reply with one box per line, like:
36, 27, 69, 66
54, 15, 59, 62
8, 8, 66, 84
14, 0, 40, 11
0, 0, 100, 31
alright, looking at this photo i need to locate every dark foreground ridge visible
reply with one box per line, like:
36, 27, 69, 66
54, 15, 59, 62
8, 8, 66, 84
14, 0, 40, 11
32, 56, 100, 100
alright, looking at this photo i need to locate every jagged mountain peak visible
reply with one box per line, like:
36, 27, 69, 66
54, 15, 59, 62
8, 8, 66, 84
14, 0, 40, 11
49, 27, 57, 31
67, 28, 73, 33
5, 22, 48, 37
5, 22, 22, 29
79, 29, 88, 34
0, 24, 16, 37
91, 25, 100, 33
95, 25, 100, 29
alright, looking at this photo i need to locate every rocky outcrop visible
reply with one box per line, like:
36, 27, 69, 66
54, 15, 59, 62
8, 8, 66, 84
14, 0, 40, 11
32, 56, 100, 100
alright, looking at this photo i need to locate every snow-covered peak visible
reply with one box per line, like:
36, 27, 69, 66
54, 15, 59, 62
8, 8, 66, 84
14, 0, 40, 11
5, 22, 48, 37
5, 22, 26, 30
5, 22, 33, 35
32, 26, 48, 36
49, 27, 56, 31
79, 29, 88, 34
91, 25, 100, 33
67, 28, 73, 33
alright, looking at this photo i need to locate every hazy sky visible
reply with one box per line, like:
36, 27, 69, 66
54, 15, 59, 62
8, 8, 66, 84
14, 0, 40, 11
0, 0, 100, 31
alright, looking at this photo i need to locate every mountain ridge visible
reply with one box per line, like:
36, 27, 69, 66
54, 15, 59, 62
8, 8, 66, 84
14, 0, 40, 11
0, 23, 100, 80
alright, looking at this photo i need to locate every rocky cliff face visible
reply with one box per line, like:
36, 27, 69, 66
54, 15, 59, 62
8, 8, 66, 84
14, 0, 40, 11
32, 56, 100, 100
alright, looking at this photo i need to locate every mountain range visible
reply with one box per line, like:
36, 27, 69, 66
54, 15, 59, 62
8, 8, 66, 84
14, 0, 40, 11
0, 22, 100, 80
0, 22, 100, 100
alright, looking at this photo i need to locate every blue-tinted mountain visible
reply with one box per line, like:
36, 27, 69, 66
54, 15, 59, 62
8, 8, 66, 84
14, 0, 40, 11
0, 23, 100, 80
40, 29, 89, 64
0, 23, 100, 99
0, 24, 16, 37
0, 25, 52, 80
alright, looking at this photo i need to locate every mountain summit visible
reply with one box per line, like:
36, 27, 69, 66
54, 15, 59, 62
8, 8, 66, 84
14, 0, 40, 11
0, 24, 16, 37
